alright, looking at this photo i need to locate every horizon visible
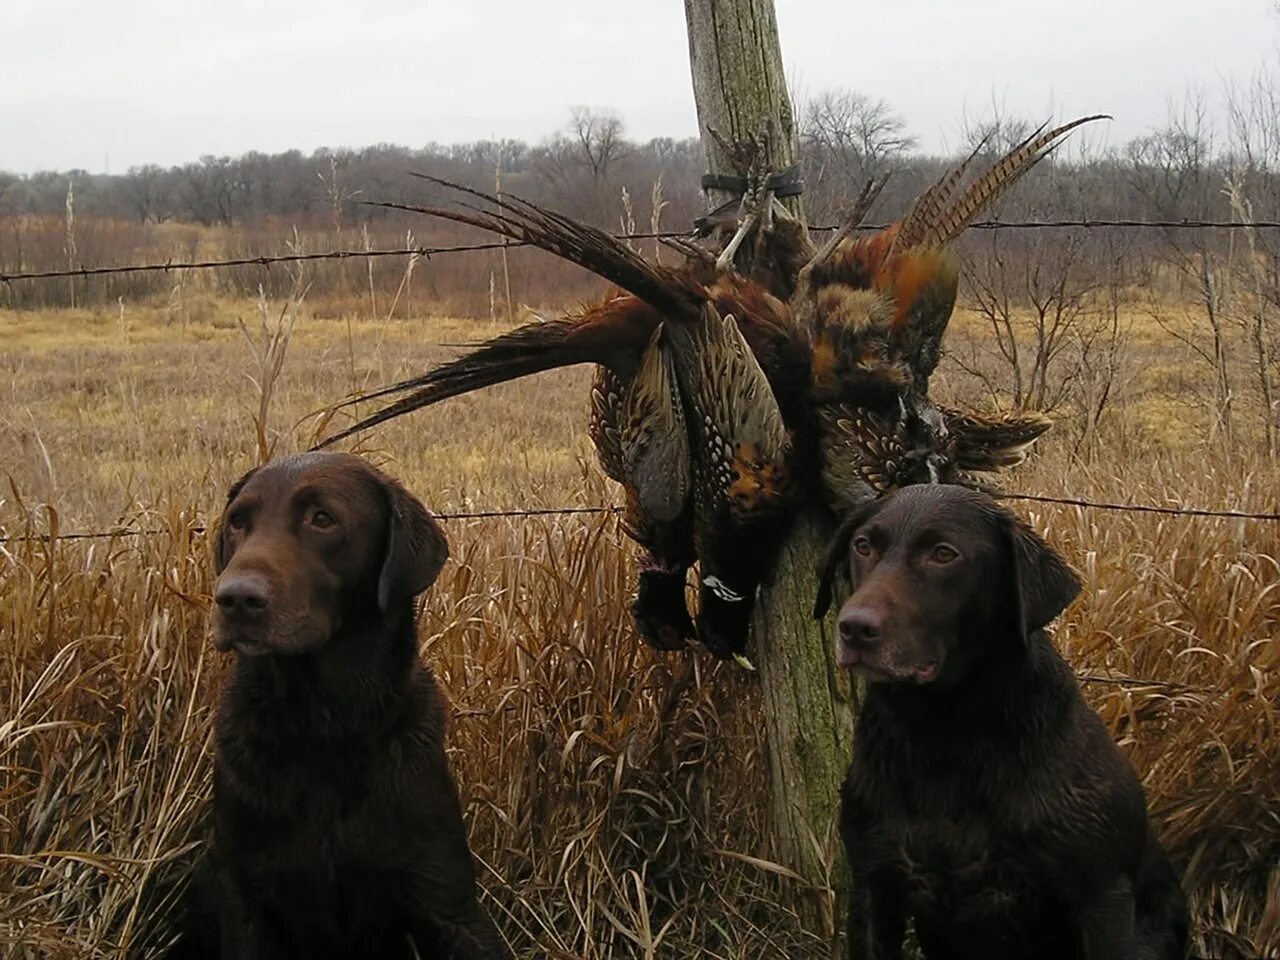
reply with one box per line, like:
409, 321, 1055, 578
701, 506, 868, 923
0, 103, 1264, 181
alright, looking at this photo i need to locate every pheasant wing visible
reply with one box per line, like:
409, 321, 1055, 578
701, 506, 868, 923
664, 304, 793, 657
620, 325, 691, 522
817, 404, 907, 515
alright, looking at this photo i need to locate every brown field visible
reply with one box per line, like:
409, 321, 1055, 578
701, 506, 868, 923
2, 294, 1278, 958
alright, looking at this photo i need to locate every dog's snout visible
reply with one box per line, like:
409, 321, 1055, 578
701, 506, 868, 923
215, 573, 270, 619
838, 606, 882, 651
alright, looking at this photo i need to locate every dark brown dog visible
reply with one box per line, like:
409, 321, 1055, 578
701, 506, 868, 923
815, 484, 1188, 960
177, 452, 507, 960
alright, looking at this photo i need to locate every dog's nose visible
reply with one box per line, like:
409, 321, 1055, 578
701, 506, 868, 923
215, 573, 270, 619
838, 606, 882, 651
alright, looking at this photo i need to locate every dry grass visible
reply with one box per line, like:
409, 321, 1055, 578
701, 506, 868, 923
1, 298, 1277, 958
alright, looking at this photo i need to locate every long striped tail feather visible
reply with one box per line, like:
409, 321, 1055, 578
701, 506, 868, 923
895, 115, 1111, 255
368, 175, 705, 318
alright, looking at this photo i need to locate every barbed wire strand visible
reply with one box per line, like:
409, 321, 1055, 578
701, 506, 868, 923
0, 505, 624, 544
0, 497, 1265, 699
2, 492, 1276, 546
5, 218, 1280, 284
997, 491, 1280, 520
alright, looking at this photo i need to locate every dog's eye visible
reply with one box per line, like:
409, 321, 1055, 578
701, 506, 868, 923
226, 511, 247, 532
308, 509, 337, 530
853, 536, 873, 557
930, 544, 959, 564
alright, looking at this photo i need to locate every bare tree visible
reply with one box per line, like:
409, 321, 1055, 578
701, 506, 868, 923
121, 164, 171, 224
1223, 181, 1277, 455
179, 155, 242, 226
569, 107, 629, 183
960, 106, 1035, 162
803, 89, 916, 190
1128, 93, 1237, 451
1224, 71, 1280, 456
950, 110, 1108, 420
961, 227, 1101, 412
1070, 235, 1137, 459
538, 107, 634, 224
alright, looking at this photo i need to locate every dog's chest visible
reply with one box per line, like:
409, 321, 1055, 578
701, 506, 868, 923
886, 816, 1045, 922
851, 744, 1058, 926
215, 721, 436, 894
220, 767, 420, 944
218, 729, 373, 814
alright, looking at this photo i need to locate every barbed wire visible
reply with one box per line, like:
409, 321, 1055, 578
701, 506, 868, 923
1077, 672, 1204, 693
0, 505, 623, 545
0, 502, 1254, 699
0, 494, 1268, 698
997, 492, 1280, 521
2, 492, 1275, 546
0, 235, 683, 283
3, 217, 1278, 284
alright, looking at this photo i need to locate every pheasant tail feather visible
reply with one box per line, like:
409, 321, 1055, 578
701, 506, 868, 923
370, 175, 704, 318
920, 115, 1110, 250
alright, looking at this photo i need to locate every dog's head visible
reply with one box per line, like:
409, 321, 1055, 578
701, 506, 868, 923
212, 452, 447, 656
814, 484, 1080, 686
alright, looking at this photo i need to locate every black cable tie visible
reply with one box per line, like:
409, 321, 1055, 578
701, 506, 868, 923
700, 164, 805, 199
694, 164, 805, 234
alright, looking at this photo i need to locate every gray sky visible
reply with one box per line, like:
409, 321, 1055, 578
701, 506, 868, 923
2, 0, 1277, 174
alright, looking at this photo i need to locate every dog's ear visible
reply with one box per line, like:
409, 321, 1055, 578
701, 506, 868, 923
813, 499, 879, 620
377, 477, 449, 611
1006, 513, 1081, 641
214, 467, 258, 574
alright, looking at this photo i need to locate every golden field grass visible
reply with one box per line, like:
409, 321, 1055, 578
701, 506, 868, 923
1, 297, 1278, 958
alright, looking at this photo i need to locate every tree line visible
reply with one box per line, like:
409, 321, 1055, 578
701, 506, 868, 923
3, 89, 1278, 232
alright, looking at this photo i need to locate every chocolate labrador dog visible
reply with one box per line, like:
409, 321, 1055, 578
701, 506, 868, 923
176, 452, 507, 960
815, 484, 1188, 960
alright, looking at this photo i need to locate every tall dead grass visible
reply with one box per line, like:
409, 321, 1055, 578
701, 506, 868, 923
0, 301, 1277, 958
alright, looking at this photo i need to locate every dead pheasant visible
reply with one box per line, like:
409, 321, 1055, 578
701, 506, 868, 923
315, 116, 1105, 659
793, 116, 1106, 512
318, 177, 807, 659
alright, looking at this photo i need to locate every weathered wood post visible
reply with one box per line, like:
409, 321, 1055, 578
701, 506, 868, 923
684, 0, 857, 938
683, 0, 801, 222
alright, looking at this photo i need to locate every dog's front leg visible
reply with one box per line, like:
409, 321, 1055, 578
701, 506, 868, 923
844, 820, 904, 960
1076, 878, 1139, 960
843, 794, 905, 960
847, 869, 906, 960
402, 857, 509, 960
215, 866, 287, 960
407, 905, 509, 960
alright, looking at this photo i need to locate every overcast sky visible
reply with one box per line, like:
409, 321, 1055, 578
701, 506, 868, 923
2, 0, 1278, 174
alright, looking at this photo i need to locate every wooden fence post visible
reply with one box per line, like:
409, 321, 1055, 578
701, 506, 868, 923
684, 0, 856, 940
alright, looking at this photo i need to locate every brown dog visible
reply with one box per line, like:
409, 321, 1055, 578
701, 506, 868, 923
176, 452, 507, 960
815, 484, 1188, 960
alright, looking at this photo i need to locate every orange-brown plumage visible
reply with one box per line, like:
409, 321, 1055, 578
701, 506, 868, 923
811, 115, 1110, 364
